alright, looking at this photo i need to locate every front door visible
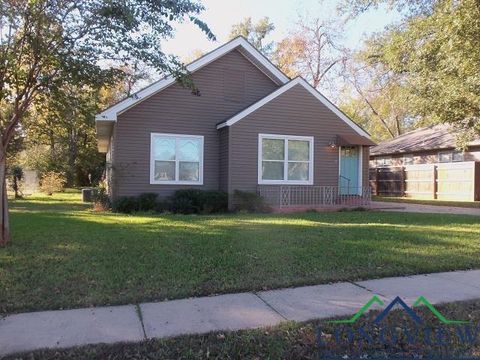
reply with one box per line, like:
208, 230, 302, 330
339, 146, 360, 195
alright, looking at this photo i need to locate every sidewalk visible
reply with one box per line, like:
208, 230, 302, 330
1, 269, 480, 356
371, 201, 480, 216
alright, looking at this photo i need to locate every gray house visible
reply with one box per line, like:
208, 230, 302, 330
95, 37, 375, 209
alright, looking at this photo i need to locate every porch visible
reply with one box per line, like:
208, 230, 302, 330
257, 185, 372, 211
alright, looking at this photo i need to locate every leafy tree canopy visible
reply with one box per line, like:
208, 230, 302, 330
229, 17, 275, 55
359, 0, 480, 139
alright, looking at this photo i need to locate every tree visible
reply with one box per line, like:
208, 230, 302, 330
229, 17, 275, 54
337, 0, 437, 17
339, 51, 414, 141
0, 0, 214, 246
23, 84, 107, 186
356, 0, 480, 140
273, 17, 346, 92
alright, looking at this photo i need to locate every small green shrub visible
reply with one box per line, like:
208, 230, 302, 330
92, 188, 111, 211
112, 196, 139, 214
171, 189, 228, 214
234, 190, 270, 213
9, 165, 24, 199
40, 171, 66, 195
137, 192, 158, 211
202, 190, 228, 214
155, 200, 172, 213
112, 190, 228, 214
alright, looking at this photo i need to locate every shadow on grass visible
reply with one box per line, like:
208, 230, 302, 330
1, 207, 479, 314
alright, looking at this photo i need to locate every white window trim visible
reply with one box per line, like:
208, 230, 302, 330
403, 154, 414, 165
376, 156, 392, 167
438, 150, 465, 163
150, 133, 204, 185
258, 133, 314, 185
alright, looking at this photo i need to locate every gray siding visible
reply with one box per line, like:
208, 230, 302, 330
112, 49, 279, 198
228, 84, 370, 197
218, 127, 229, 192
370, 147, 480, 167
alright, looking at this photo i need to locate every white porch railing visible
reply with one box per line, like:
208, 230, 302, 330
257, 185, 372, 208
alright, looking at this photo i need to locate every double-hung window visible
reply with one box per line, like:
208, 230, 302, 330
150, 133, 204, 185
258, 134, 314, 184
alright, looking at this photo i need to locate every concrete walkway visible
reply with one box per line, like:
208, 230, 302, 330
371, 201, 480, 216
1, 270, 480, 356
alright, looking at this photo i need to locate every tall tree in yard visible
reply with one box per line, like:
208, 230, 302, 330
340, 0, 480, 142
229, 17, 275, 55
0, 0, 214, 246
273, 17, 346, 92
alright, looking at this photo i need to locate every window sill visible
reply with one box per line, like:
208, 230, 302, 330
258, 180, 314, 185
150, 181, 204, 185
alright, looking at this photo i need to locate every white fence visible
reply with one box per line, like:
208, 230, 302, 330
258, 185, 372, 208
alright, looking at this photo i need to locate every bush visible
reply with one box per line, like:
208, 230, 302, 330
111, 190, 228, 215
170, 189, 228, 214
40, 171, 66, 195
234, 190, 270, 213
92, 188, 111, 212
137, 193, 158, 211
202, 190, 228, 214
112, 196, 139, 214
9, 165, 24, 199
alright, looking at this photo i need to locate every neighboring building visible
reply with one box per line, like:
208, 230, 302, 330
370, 124, 480, 167
370, 124, 480, 201
95, 37, 375, 209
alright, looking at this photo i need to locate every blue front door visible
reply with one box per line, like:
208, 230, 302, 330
339, 146, 360, 195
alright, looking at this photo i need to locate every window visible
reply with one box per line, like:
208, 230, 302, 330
150, 133, 203, 184
376, 157, 392, 167
452, 151, 464, 162
258, 134, 314, 184
403, 154, 414, 165
438, 151, 464, 163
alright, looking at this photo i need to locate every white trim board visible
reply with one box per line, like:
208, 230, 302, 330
95, 37, 289, 122
217, 77, 371, 139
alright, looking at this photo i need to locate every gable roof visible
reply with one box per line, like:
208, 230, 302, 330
95, 37, 289, 122
216, 77, 371, 139
371, 124, 480, 156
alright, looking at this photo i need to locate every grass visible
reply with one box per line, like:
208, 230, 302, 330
1, 192, 480, 314
6, 299, 480, 359
373, 195, 480, 208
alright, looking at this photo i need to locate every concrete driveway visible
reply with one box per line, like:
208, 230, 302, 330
371, 201, 480, 216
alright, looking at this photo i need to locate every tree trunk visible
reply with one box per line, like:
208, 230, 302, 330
0, 151, 10, 246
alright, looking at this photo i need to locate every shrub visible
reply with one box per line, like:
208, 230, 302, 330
155, 199, 172, 213
234, 190, 270, 213
40, 171, 66, 195
170, 189, 228, 214
201, 190, 228, 214
137, 193, 158, 211
9, 165, 24, 199
92, 188, 111, 212
112, 196, 139, 214
111, 190, 228, 214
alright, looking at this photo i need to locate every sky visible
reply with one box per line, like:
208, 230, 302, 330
161, 0, 402, 61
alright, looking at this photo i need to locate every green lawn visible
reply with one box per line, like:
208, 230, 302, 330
6, 299, 480, 359
1, 192, 480, 314
373, 195, 480, 208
